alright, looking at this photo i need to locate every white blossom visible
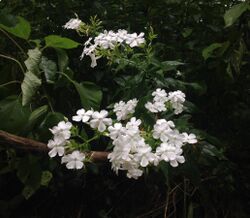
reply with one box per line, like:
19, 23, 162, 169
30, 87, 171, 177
108, 123, 125, 140
81, 30, 145, 67
63, 18, 82, 30
152, 119, 175, 142
49, 121, 72, 140
89, 110, 112, 132
182, 133, 197, 144
47, 137, 67, 157
113, 99, 138, 121
125, 32, 145, 47
72, 108, 93, 123
61, 150, 85, 169
168, 90, 186, 114
156, 143, 185, 167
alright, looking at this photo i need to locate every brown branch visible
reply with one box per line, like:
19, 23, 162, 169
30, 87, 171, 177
0, 130, 109, 162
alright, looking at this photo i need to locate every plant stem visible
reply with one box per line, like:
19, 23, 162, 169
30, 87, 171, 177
0, 54, 25, 74
0, 80, 21, 88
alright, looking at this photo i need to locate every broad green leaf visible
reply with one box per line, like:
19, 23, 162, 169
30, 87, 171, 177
40, 171, 53, 186
45, 35, 80, 49
0, 96, 30, 134
29, 105, 48, 124
224, 2, 250, 27
24, 48, 42, 74
202, 42, 229, 60
56, 48, 69, 72
0, 16, 31, 39
73, 81, 103, 110
21, 71, 42, 106
22, 105, 48, 133
39, 56, 57, 83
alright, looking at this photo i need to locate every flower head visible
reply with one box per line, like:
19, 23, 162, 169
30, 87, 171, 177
63, 18, 82, 30
89, 110, 112, 132
61, 150, 85, 169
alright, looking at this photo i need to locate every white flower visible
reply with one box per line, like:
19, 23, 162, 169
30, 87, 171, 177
61, 150, 85, 169
127, 168, 143, 179
152, 119, 175, 142
108, 123, 125, 140
63, 18, 82, 30
145, 89, 168, 113
145, 102, 158, 113
89, 110, 112, 132
113, 99, 138, 121
134, 146, 155, 167
72, 108, 93, 123
156, 143, 185, 167
167, 129, 185, 147
182, 133, 197, 144
81, 30, 145, 67
152, 88, 168, 102
168, 90, 186, 114
125, 32, 145, 47
50, 121, 72, 140
47, 137, 67, 157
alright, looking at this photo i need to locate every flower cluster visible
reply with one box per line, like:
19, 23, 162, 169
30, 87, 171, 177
113, 99, 138, 121
63, 18, 82, 30
145, 88, 186, 114
47, 89, 197, 179
80, 30, 145, 68
48, 120, 86, 170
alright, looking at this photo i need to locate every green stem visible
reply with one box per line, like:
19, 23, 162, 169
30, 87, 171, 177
42, 86, 54, 112
0, 54, 25, 74
0, 80, 21, 88
57, 72, 75, 84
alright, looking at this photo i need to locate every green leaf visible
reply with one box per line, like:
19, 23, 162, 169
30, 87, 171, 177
182, 28, 193, 38
202, 42, 229, 60
45, 35, 80, 49
21, 71, 42, 106
40, 171, 53, 186
22, 186, 36, 200
39, 56, 57, 83
0, 16, 31, 40
0, 96, 30, 134
224, 2, 250, 27
73, 81, 103, 110
23, 105, 48, 132
56, 48, 69, 72
24, 48, 42, 73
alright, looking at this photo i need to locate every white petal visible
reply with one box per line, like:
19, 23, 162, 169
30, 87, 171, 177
90, 119, 99, 128
48, 148, 57, 158
140, 157, 149, 167
177, 156, 185, 163
57, 147, 65, 156
72, 115, 81, 122
66, 161, 76, 169
170, 160, 178, 167
75, 161, 84, 169
98, 121, 106, 132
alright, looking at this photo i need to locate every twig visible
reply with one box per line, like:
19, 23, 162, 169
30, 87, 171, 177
164, 188, 170, 218
0, 130, 109, 162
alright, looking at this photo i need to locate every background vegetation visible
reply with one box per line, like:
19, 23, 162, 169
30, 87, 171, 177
0, 0, 249, 217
